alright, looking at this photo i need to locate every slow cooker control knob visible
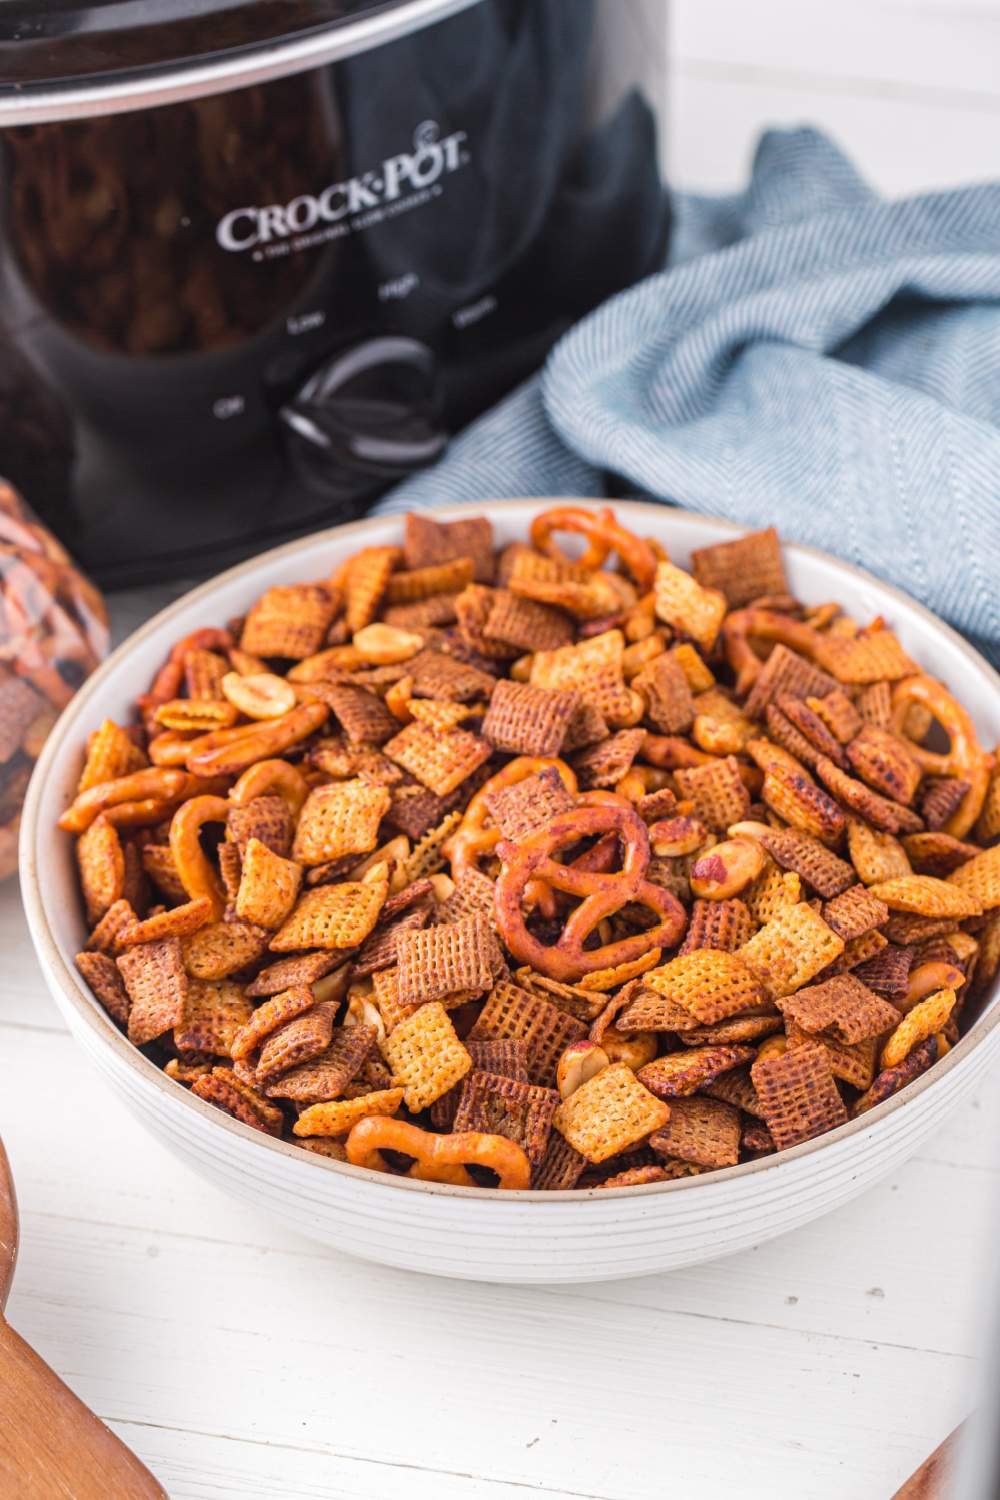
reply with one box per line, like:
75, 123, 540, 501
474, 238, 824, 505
280, 336, 447, 493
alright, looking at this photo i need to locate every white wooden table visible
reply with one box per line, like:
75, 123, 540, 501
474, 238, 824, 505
1, 587, 996, 1500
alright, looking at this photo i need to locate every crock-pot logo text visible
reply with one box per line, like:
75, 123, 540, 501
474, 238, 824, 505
216, 121, 468, 254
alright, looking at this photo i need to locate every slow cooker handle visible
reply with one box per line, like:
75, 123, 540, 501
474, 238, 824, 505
280, 336, 448, 487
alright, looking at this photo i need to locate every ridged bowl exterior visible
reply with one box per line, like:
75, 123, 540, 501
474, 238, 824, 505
20, 501, 1000, 1283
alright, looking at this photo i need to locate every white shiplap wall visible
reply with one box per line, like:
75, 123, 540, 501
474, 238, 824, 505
669, 0, 1000, 195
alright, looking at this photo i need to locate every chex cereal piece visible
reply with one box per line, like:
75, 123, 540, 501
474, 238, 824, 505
818, 886, 884, 944
737, 903, 844, 998
881, 988, 956, 1070
571, 728, 646, 790
948, 844, 1000, 912
227, 795, 294, 859
231, 985, 317, 1059
469, 980, 587, 1086
633, 950, 766, 1026
85, 898, 138, 955
264, 1024, 376, 1103
681, 1013, 783, 1046
481, 678, 578, 757
808, 689, 862, 744
389, 558, 475, 605
757, 828, 855, 899
648, 1095, 741, 1169
75, 950, 131, 1027
976, 762, 1000, 843
183, 647, 228, 701
270, 877, 387, 952
240, 584, 335, 659
616, 986, 701, 1034
192, 1068, 284, 1135
407, 646, 496, 702
785, 1023, 877, 1092
384, 593, 461, 630
750, 1040, 847, 1150
636, 1045, 755, 1100
846, 818, 912, 885
77, 814, 125, 925
384, 721, 491, 797
868, 875, 980, 920
396, 913, 498, 1005
704, 1066, 765, 1117
853, 943, 915, 999
294, 1088, 405, 1138
484, 589, 573, 653
380, 1000, 472, 1111
653, 561, 726, 653
234, 837, 303, 929
674, 757, 750, 830
437, 867, 498, 929
117, 935, 188, 1047
813, 629, 917, 685
846, 725, 922, 806
669, 642, 714, 694
530, 630, 635, 725
352, 904, 432, 979
763, 703, 824, 770
514, 970, 606, 1024
324, 684, 399, 746
821, 930, 888, 976
452, 584, 513, 660
292, 780, 391, 866
744, 862, 801, 926
404, 512, 494, 582
815, 756, 922, 835
553, 1062, 668, 1164
744, 645, 837, 719
403, 809, 464, 881
777, 973, 899, 1044
255, 1000, 338, 1085
561, 699, 610, 753
407, 698, 478, 733
78, 718, 144, 794
141, 842, 189, 904
679, 899, 755, 955
182, 919, 270, 979
690, 528, 787, 609
532, 1131, 588, 1190
245, 952, 341, 998
904, 831, 978, 879
485, 767, 576, 842
854, 1036, 938, 1116
345, 546, 399, 631
771, 695, 847, 767
116, 898, 214, 948
632, 653, 695, 734
882, 913, 954, 945
453, 1070, 559, 1165
174, 979, 253, 1058
762, 767, 845, 846
429, 1036, 531, 1127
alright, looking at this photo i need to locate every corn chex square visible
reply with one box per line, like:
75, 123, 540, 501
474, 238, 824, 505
529, 630, 635, 725
947, 845, 1000, 912
673, 756, 750, 830
270, 878, 387, 951
737, 903, 845, 998
240, 584, 335, 659
628, 950, 766, 1027
174, 979, 253, 1058
553, 1063, 669, 1164
380, 1000, 472, 1111
383, 720, 491, 797
292, 779, 391, 866
653, 561, 727, 653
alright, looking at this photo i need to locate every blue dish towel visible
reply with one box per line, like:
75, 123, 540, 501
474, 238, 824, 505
374, 128, 1000, 667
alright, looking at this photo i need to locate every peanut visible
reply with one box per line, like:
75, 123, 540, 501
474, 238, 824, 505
600, 1025, 657, 1071
556, 1040, 610, 1100
649, 815, 708, 857
352, 622, 423, 665
689, 838, 767, 900
221, 671, 296, 720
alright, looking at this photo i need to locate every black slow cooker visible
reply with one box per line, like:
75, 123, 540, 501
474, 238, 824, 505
0, 0, 667, 584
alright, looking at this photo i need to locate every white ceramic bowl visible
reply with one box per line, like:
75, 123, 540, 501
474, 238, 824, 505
20, 500, 1000, 1283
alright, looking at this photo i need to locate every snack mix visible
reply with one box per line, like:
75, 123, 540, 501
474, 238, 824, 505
63, 505, 1000, 1191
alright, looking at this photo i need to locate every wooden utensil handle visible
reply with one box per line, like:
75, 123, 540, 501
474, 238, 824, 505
892, 1425, 962, 1499
0, 1318, 166, 1498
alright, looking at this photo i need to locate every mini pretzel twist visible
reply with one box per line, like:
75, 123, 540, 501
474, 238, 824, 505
890, 675, 992, 837
346, 1116, 532, 1190
494, 798, 687, 983
530, 505, 658, 590
722, 608, 824, 695
169, 795, 230, 919
58, 767, 219, 834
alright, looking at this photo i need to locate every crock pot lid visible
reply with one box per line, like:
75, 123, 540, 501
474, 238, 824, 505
0, 0, 480, 124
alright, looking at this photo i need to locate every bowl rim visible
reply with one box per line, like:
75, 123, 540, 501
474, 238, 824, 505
19, 497, 1000, 1204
